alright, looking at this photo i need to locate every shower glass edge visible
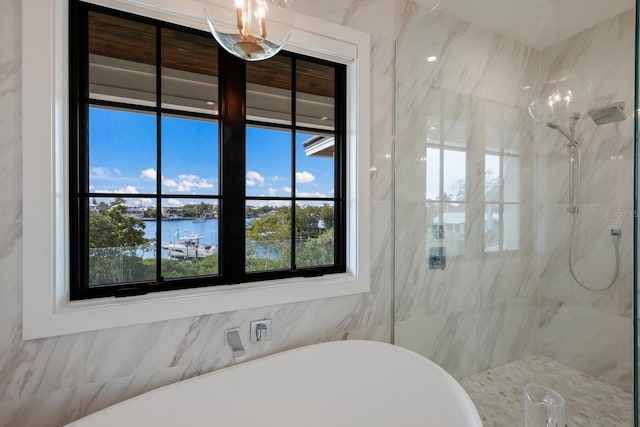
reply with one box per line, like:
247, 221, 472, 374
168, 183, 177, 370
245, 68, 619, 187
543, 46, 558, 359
635, 1, 640, 425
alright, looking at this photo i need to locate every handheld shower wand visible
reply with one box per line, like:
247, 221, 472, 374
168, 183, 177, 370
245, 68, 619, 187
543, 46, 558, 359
545, 109, 622, 292
546, 114, 579, 213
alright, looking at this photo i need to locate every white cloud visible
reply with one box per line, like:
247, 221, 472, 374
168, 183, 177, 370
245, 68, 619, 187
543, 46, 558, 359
295, 171, 315, 183
297, 191, 326, 198
271, 175, 280, 182
163, 174, 214, 193
246, 171, 265, 187
165, 198, 184, 207
140, 168, 157, 181
94, 186, 139, 194
268, 188, 278, 196
283, 187, 292, 194
90, 166, 120, 180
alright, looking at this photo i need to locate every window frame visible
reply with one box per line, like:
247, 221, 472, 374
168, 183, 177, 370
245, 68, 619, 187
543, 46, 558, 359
22, 0, 370, 340
69, 3, 348, 299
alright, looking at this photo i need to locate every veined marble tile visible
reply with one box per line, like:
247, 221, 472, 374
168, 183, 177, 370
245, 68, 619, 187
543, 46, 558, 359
396, 11, 539, 109
475, 301, 538, 371
0, 386, 83, 427
396, 312, 479, 379
538, 302, 633, 393
81, 364, 190, 418
0, 324, 84, 402
0, 238, 22, 353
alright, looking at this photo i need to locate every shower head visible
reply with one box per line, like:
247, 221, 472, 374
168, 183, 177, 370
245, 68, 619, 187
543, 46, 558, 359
587, 102, 626, 125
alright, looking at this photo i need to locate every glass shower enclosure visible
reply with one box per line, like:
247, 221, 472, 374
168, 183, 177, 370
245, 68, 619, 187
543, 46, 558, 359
393, 1, 637, 425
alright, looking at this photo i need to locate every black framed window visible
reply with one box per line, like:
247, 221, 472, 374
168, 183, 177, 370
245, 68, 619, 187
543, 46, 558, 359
69, 1, 347, 300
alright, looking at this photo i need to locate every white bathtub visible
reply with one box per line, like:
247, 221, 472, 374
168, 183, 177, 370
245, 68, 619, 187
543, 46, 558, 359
67, 340, 482, 426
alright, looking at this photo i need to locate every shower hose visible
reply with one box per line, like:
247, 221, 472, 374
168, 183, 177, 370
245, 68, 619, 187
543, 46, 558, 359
567, 143, 620, 292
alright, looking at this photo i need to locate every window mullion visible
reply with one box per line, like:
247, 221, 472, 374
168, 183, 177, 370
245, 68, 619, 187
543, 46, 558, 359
219, 49, 247, 283
291, 59, 297, 269
155, 23, 163, 282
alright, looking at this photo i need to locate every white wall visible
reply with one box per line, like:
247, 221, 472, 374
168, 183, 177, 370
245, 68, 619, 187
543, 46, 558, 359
0, 1, 399, 425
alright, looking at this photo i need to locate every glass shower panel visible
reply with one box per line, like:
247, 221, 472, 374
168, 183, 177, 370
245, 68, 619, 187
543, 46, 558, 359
395, 1, 636, 425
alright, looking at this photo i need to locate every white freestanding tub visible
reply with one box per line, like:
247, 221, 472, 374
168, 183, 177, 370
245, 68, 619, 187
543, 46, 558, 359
67, 340, 482, 427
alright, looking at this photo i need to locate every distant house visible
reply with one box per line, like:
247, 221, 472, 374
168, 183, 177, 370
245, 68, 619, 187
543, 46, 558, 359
302, 135, 335, 159
161, 206, 184, 220
125, 205, 146, 219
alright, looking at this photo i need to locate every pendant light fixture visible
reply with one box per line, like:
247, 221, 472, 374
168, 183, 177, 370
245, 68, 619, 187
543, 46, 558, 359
203, 0, 295, 61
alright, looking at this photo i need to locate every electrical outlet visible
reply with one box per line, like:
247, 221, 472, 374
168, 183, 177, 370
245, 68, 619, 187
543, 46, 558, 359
250, 319, 272, 343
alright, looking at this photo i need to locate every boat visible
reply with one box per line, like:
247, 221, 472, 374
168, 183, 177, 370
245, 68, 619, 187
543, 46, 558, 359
161, 235, 217, 259
192, 215, 206, 223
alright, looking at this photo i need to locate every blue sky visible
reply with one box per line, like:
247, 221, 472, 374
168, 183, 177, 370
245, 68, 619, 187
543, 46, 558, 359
89, 107, 335, 206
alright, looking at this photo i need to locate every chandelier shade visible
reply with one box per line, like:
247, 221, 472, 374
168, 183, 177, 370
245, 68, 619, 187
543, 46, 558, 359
203, 0, 295, 61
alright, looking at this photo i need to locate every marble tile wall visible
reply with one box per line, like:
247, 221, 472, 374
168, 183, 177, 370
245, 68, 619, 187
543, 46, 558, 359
394, 10, 540, 379
537, 9, 636, 393
0, 0, 399, 425
394, 2, 635, 397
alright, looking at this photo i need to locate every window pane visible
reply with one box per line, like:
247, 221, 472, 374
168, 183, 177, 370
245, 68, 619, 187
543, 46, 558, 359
296, 59, 335, 130
444, 203, 466, 256
246, 202, 292, 273
296, 132, 334, 198
161, 115, 219, 195
426, 148, 441, 200
296, 202, 335, 267
160, 198, 219, 278
161, 28, 218, 114
504, 155, 521, 203
485, 153, 500, 202
504, 204, 520, 251
484, 204, 500, 252
246, 126, 291, 197
88, 12, 156, 106
88, 197, 155, 287
443, 150, 466, 201
247, 55, 292, 124
89, 107, 157, 194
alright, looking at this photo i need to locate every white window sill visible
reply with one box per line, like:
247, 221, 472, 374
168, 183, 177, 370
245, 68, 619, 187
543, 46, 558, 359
29, 273, 367, 339
22, 0, 370, 340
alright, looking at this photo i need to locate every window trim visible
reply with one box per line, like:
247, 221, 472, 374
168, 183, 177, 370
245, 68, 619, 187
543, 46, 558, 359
22, 0, 371, 340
